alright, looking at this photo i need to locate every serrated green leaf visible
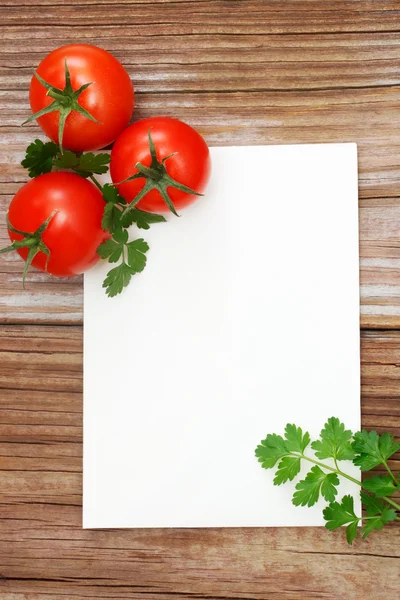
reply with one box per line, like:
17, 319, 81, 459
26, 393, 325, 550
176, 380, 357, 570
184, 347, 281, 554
121, 208, 166, 230
284, 423, 310, 453
361, 492, 397, 538
352, 430, 400, 471
323, 495, 360, 531
102, 262, 135, 298
97, 239, 123, 263
362, 475, 397, 498
53, 150, 80, 170
346, 520, 358, 545
311, 417, 355, 462
102, 183, 126, 205
102, 203, 122, 234
113, 228, 129, 245
293, 466, 339, 507
21, 139, 59, 177
77, 152, 110, 176
126, 238, 149, 273
255, 434, 288, 469
273, 456, 301, 485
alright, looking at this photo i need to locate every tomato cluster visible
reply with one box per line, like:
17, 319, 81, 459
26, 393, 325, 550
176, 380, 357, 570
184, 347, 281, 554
3, 44, 211, 294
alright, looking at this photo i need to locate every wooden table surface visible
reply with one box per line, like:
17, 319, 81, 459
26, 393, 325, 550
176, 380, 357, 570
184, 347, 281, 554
1, 1, 400, 598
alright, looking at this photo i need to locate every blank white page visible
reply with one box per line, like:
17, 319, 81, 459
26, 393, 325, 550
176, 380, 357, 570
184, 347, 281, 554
83, 143, 360, 528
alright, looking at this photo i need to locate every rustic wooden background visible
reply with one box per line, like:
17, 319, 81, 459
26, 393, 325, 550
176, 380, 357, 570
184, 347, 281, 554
1, 1, 400, 598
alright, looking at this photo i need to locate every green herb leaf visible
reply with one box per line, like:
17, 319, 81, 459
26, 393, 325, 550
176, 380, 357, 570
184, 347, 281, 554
102, 183, 126, 205
345, 520, 359, 545
284, 424, 310, 453
255, 434, 288, 469
126, 239, 149, 272
311, 417, 355, 461
273, 456, 301, 485
54, 150, 110, 178
102, 203, 122, 235
323, 495, 360, 545
362, 475, 397, 498
293, 466, 339, 507
21, 139, 59, 177
53, 150, 80, 170
97, 239, 123, 263
113, 227, 129, 245
76, 152, 110, 177
102, 262, 135, 298
121, 208, 166, 230
352, 430, 400, 471
361, 492, 397, 538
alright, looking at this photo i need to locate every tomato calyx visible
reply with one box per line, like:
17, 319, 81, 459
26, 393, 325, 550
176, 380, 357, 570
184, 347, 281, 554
121, 129, 203, 218
23, 60, 101, 152
0, 211, 57, 286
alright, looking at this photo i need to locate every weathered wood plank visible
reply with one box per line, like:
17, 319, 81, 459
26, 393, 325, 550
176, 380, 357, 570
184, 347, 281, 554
1, 0, 400, 34
2, 32, 400, 92
0, 324, 399, 599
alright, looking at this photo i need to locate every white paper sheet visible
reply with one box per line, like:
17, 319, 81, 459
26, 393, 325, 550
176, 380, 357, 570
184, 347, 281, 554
83, 143, 360, 529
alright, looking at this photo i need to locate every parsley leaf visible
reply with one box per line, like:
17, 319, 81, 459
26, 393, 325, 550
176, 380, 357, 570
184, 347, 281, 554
323, 495, 360, 544
121, 208, 166, 230
363, 475, 397, 498
53, 150, 110, 178
102, 183, 126, 205
311, 417, 355, 462
284, 424, 310, 453
100, 184, 126, 234
77, 152, 110, 176
53, 150, 79, 170
293, 466, 339, 507
102, 203, 122, 235
361, 492, 397, 538
352, 430, 400, 471
126, 239, 149, 272
103, 263, 135, 298
273, 456, 301, 485
21, 139, 59, 177
97, 239, 123, 263
98, 231, 149, 298
256, 419, 400, 545
255, 434, 288, 469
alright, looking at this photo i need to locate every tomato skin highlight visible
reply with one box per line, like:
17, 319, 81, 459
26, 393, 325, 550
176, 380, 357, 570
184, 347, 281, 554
110, 117, 211, 213
29, 44, 134, 152
8, 172, 109, 277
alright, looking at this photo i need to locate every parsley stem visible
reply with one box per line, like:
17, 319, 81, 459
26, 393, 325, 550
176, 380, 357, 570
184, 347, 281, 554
384, 496, 400, 511
382, 460, 398, 485
300, 454, 361, 486
89, 174, 103, 191
299, 453, 400, 512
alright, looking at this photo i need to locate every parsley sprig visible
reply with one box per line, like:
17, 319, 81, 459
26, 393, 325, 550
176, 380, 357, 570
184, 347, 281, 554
21, 139, 166, 296
256, 417, 400, 544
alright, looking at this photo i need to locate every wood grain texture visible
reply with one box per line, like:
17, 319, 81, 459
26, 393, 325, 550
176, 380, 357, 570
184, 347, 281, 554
1, 1, 400, 598
0, 325, 400, 600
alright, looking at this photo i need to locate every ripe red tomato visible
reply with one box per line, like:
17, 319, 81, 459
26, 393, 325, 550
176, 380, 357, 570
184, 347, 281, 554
7, 172, 108, 277
110, 117, 211, 213
29, 44, 134, 152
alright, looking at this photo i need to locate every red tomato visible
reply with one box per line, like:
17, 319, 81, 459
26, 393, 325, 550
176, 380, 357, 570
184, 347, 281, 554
29, 44, 134, 152
7, 172, 108, 277
110, 117, 211, 213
